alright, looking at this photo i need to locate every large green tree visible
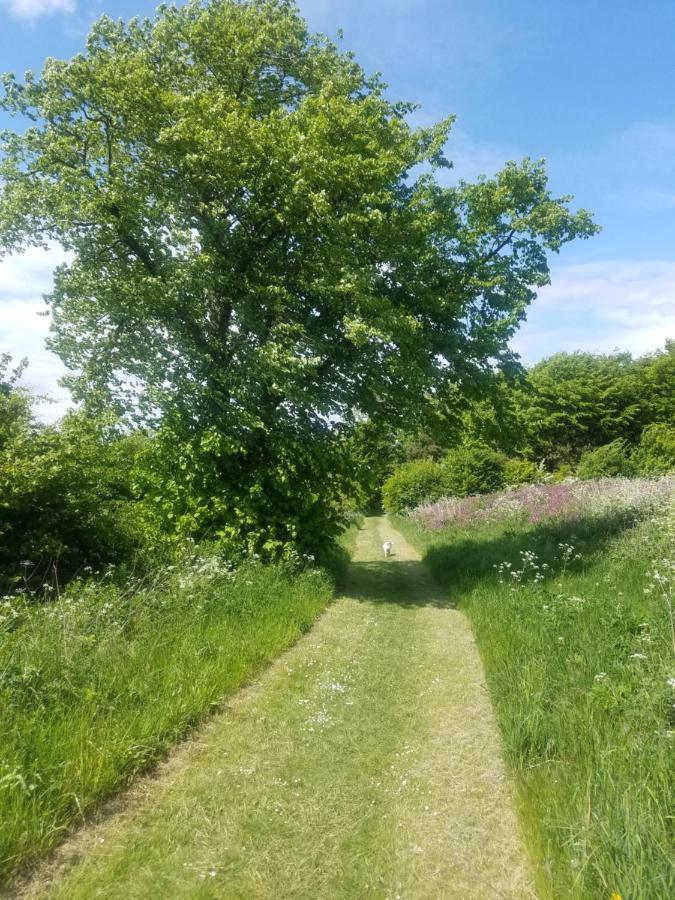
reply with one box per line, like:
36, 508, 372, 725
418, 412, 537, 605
0, 0, 597, 553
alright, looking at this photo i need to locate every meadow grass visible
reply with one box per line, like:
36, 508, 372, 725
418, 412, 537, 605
14, 517, 533, 900
0, 551, 332, 887
397, 479, 674, 899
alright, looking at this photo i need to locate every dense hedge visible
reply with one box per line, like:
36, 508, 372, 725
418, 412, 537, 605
381, 460, 452, 514
635, 423, 675, 474
576, 440, 636, 480
444, 445, 506, 496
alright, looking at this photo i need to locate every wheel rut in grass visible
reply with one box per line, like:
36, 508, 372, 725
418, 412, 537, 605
14, 517, 534, 899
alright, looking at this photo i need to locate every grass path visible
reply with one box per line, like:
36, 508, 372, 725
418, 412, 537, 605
12, 518, 534, 899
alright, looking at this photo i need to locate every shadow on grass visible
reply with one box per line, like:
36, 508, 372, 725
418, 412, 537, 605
344, 511, 640, 610
344, 557, 451, 609
418, 511, 638, 601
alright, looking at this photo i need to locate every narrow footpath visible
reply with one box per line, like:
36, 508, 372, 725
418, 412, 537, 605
16, 518, 534, 900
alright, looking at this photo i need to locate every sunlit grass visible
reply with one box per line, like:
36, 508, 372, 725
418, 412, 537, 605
0, 552, 332, 887
398, 483, 674, 900
12, 517, 534, 900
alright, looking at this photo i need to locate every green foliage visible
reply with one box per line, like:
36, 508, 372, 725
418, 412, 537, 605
343, 421, 403, 514
636, 340, 675, 425
460, 370, 530, 456
381, 459, 451, 514
443, 444, 506, 497
0, 0, 596, 554
443, 343, 675, 478
549, 463, 575, 483
134, 423, 359, 559
523, 352, 642, 459
0, 354, 33, 449
400, 429, 446, 462
511, 345, 675, 465
576, 440, 636, 480
0, 383, 151, 584
0, 552, 332, 886
634, 422, 675, 474
503, 457, 540, 486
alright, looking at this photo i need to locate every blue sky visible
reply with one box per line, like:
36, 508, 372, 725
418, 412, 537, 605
1, 0, 674, 418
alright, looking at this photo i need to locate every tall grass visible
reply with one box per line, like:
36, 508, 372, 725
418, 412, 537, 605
398, 477, 674, 899
0, 550, 332, 887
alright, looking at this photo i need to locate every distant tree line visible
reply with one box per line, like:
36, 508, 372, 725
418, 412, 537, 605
378, 343, 675, 513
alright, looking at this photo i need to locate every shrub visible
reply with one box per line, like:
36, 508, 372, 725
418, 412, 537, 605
443, 445, 506, 497
634, 423, 675, 474
0, 412, 150, 587
576, 440, 636, 480
382, 459, 451, 514
549, 463, 575, 483
504, 458, 540, 486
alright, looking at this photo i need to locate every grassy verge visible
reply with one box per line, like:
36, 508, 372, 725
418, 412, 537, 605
13, 517, 532, 900
0, 552, 332, 887
397, 489, 674, 899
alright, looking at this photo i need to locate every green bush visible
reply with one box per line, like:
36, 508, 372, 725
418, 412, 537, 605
381, 459, 451, 514
443, 445, 506, 497
576, 440, 636, 480
634, 423, 675, 474
549, 463, 575, 483
0, 411, 150, 587
503, 458, 540, 486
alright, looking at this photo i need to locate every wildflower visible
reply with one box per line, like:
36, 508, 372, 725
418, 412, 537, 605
667, 678, 675, 689
594, 672, 607, 682
629, 653, 647, 660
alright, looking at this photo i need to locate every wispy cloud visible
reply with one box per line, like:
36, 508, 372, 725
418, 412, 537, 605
561, 119, 675, 215
442, 126, 520, 183
606, 121, 675, 212
0, 246, 72, 422
513, 260, 675, 364
1, 0, 75, 20
407, 110, 520, 184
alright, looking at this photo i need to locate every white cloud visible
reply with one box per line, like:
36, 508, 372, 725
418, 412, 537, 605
512, 260, 675, 364
1, 0, 75, 20
443, 127, 520, 184
407, 112, 520, 184
0, 246, 73, 422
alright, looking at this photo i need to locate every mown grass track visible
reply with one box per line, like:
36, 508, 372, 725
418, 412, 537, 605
14, 517, 532, 900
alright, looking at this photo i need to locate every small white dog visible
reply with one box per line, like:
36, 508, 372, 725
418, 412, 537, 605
383, 540, 393, 557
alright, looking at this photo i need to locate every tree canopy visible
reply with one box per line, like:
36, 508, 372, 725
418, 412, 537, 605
509, 343, 675, 464
0, 0, 598, 553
